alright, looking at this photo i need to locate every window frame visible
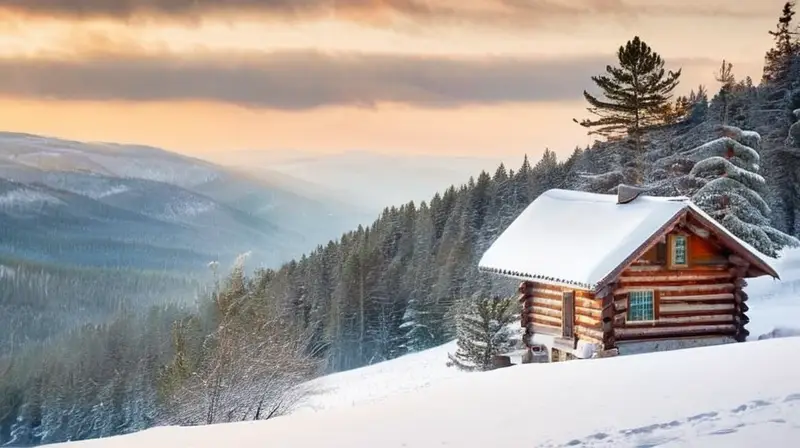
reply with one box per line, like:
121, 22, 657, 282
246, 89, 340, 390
670, 234, 689, 268
627, 290, 656, 323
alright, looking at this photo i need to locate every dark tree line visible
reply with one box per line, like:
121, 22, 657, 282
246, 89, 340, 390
258, 149, 575, 373
0, 260, 320, 446
0, 255, 203, 355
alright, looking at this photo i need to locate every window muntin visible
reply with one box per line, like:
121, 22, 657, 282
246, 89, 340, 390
628, 290, 655, 322
672, 235, 688, 266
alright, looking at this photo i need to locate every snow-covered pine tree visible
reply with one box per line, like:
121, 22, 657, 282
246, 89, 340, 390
447, 296, 517, 372
686, 126, 800, 256
398, 201, 437, 353
776, 108, 800, 235
399, 297, 435, 353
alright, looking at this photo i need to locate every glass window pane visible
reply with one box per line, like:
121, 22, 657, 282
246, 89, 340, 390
628, 290, 654, 321
673, 235, 687, 265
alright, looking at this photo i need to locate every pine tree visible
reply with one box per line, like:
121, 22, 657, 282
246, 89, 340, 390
447, 296, 517, 372
688, 85, 709, 123
715, 60, 735, 124
673, 95, 691, 123
764, 1, 797, 86
576, 36, 682, 183
686, 127, 800, 256
399, 202, 437, 352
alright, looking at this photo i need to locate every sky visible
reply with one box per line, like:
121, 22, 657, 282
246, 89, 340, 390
0, 0, 789, 165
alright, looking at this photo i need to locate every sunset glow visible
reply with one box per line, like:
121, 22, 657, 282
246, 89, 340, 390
0, 0, 787, 163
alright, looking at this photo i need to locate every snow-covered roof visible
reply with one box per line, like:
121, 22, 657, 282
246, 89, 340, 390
478, 189, 778, 291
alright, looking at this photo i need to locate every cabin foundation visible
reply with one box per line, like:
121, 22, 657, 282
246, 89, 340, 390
615, 336, 736, 356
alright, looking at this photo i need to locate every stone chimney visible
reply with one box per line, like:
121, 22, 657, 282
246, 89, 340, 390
617, 184, 649, 204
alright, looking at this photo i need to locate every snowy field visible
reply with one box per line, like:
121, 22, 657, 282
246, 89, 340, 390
53, 250, 800, 448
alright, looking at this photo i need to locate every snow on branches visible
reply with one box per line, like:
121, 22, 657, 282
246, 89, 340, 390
685, 127, 799, 256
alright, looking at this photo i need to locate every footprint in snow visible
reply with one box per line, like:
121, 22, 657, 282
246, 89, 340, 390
621, 423, 663, 436
589, 432, 610, 440
687, 412, 718, 423
731, 404, 748, 413
709, 427, 739, 436
632, 436, 681, 448
783, 393, 800, 402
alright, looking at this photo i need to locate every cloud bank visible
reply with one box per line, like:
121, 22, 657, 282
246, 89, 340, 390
0, 51, 714, 109
0, 0, 770, 24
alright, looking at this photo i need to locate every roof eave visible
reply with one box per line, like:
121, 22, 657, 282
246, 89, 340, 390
478, 266, 595, 291
686, 208, 780, 280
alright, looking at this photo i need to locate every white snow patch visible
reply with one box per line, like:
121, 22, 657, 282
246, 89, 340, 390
479, 188, 777, 290
293, 340, 466, 414
575, 339, 600, 358
93, 185, 130, 199
157, 200, 215, 220
746, 247, 800, 339
51, 337, 800, 448
479, 189, 688, 289
0, 189, 61, 208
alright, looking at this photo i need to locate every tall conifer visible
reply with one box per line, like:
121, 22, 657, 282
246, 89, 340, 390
763, 1, 797, 86
576, 36, 681, 182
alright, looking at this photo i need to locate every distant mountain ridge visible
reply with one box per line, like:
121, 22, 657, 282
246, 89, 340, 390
229, 149, 508, 212
0, 132, 371, 271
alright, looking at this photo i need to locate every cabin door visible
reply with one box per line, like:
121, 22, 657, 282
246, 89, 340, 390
562, 291, 575, 339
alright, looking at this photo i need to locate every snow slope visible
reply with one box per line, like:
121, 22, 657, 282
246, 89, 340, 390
54, 338, 800, 448
745, 248, 800, 340
52, 249, 800, 448
293, 340, 466, 414
0, 132, 370, 269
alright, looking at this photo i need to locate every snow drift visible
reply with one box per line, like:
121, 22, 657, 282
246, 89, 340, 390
53, 337, 800, 448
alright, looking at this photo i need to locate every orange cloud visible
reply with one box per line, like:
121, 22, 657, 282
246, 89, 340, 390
0, 49, 713, 109
0, 0, 776, 28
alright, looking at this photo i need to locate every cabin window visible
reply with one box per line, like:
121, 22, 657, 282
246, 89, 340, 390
628, 290, 655, 322
671, 235, 688, 267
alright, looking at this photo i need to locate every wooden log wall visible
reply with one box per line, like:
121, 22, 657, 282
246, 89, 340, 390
729, 254, 750, 342
518, 281, 535, 348
612, 264, 740, 342
518, 281, 603, 346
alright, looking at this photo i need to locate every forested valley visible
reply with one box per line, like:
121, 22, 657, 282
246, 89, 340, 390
4, 3, 800, 446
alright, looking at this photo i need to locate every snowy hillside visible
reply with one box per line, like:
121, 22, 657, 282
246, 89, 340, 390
746, 249, 800, 339
52, 338, 800, 448
51, 250, 800, 448
0, 132, 370, 269
0, 132, 219, 188
293, 340, 465, 414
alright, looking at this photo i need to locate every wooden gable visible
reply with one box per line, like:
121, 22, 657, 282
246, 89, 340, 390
635, 226, 728, 268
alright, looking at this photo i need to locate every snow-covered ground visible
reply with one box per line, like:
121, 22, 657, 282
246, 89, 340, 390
53, 250, 800, 448
292, 340, 466, 414
745, 248, 800, 340
54, 338, 800, 448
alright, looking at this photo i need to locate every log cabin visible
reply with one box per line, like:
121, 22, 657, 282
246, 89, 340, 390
478, 186, 779, 362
